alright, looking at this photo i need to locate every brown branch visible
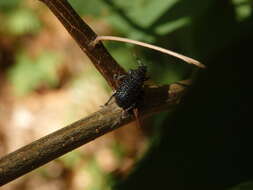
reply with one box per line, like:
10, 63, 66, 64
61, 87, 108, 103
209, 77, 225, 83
0, 0, 196, 186
0, 83, 187, 186
39, 0, 126, 89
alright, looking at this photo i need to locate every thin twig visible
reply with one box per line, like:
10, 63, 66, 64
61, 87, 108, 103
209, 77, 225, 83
0, 83, 187, 186
92, 36, 206, 69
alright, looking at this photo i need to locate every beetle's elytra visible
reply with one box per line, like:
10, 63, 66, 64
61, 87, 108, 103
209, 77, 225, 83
106, 65, 148, 111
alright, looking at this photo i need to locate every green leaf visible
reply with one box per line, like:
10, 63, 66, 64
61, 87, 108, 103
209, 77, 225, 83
0, 0, 21, 12
232, 0, 252, 22
155, 17, 190, 35
59, 151, 83, 169
8, 51, 60, 96
35, 52, 60, 87
6, 9, 41, 35
104, 0, 178, 27
69, 0, 108, 17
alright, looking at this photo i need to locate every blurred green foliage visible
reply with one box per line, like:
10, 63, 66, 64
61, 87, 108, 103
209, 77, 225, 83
110, 141, 126, 161
228, 181, 253, 190
69, 0, 107, 17
232, 0, 252, 21
60, 153, 116, 190
1, 0, 44, 97
69, 0, 252, 84
85, 159, 115, 190
6, 8, 41, 35
2, 0, 252, 94
59, 151, 83, 169
0, 0, 21, 12
0, 0, 41, 35
8, 51, 60, 96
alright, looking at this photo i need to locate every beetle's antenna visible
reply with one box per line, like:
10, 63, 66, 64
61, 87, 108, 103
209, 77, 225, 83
91, 36, 206, 69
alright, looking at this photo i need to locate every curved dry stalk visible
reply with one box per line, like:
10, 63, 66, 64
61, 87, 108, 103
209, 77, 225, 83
92, 36, 206, 69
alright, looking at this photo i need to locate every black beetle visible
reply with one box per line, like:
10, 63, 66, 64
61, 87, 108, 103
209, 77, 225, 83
106, 65, 148, 112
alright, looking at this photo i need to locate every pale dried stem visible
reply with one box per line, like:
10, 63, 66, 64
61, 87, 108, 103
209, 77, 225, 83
92, 36, 206, 69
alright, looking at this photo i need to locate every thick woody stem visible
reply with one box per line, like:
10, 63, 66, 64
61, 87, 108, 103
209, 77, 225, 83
38, 0, 126, 89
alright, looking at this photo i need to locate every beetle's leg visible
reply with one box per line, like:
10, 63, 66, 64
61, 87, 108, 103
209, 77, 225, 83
104, 92, 116, 106
125, 103, 136, 113
120, 103, 136, 119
